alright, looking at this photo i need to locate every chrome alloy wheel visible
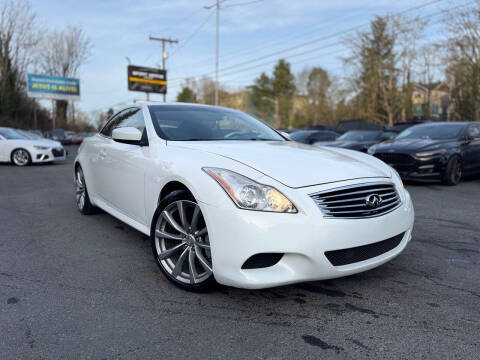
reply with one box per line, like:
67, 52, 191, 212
12, 149, 30, 166
154, 200, 212, 285
75, 168, 86, 211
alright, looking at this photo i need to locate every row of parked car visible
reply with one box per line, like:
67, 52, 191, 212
0, 127, 94, 166
43, 129, 95, 145
286, 121, 480, 186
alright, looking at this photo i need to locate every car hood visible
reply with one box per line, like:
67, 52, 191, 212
373, 138, 456, 152
323, 140, 377, 149
171, 140, 390, 188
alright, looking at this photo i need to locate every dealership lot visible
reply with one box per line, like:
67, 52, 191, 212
1, 148, 479, 359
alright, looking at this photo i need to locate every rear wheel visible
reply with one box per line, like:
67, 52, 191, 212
151, 190, 215, 291
75, 166, 96, 214
441, 155, 462, 186
11, 149, 31, 166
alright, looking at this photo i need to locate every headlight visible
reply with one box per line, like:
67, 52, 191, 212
367, 146, 376, 155
415, 149, 447, 157
203, 167, 297, 213
33, 145, 49, 150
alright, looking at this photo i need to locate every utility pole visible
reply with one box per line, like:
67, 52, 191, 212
215, 0, 219, 106
149, 36, 178, 102
204, 0, 221, 106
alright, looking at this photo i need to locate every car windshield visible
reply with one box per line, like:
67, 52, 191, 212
396, 124, 465, 140
0, 128, 28, 140
17, 130, 41, 139
338, 130, 381, 141
148, 105, 284, 141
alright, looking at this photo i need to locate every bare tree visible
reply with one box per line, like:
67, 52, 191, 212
443, 0, 480, 121
37, 26, 92, 126
0, 0, 39, 118
393, 14, 428, 122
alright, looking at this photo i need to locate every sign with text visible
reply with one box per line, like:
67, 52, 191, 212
27, 74, 80, 101
127, 65, 167, 94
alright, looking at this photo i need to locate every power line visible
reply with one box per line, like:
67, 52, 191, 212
170, 0, 446, 73
169, 9, 216, 58
168, 0, 471, 85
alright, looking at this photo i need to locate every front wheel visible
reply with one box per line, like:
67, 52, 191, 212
151, 190, 215, 291
441, 155, 462, 186
75, 166, 96, 214
11, 149, 31, 166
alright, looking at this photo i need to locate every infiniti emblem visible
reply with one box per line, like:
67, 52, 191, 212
365, 194, 382, 209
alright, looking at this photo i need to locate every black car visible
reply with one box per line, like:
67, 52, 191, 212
47, 129, 70, 145
321, 130, 397, 152
368, 122, 480, 185
290, 130, 340, 145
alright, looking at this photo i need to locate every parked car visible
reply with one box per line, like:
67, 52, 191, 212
0, 127, 66, 166
290, 130, 340, 145
74, 103, 414, 291
46, 128, 69, 145
65, 131, 76, 144
368, 122, 480, 185
321, 130, 397, 152
71, 132, 86, 145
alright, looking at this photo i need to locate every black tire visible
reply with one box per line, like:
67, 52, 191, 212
11, 148, 31, 166
75, 166, 96, 215
441, 155, 462, 186
150, 190, 216, 292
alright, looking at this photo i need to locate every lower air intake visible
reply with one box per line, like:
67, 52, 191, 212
241, 253, 284, 269
325, 233, 404, 266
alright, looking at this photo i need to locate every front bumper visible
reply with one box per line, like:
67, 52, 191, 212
200, 179, 414, 289
374, 153, 448, 181
31, 147, 67, 163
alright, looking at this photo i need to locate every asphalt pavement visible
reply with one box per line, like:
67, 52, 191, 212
1, 146, 479, 359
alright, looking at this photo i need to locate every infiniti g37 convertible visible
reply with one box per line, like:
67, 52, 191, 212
74, 103, 414, 291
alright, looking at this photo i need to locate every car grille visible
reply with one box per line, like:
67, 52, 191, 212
374, 153, 415, 168
324, 232, 404, 266
310, 182, 401, 219
52, 148, 65, 157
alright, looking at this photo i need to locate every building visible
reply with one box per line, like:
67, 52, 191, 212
412, 82, 451, 120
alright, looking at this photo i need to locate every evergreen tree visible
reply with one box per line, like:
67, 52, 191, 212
176, 86, 197, 103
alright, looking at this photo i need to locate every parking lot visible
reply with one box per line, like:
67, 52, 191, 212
1, 147, 479, 359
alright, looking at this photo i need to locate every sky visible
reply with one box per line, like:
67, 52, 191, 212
26, 0, 466, 119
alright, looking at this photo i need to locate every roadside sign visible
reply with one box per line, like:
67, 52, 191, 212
27, 74, 80, 100
127, 65, 167, 94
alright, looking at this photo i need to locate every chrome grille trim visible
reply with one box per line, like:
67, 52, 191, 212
310, 182, 402, 219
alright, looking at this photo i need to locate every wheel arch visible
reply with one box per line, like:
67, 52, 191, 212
10, 147, 32, 163
158, 180, 195, 205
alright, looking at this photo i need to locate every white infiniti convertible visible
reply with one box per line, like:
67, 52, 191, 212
74, 103, 414, 291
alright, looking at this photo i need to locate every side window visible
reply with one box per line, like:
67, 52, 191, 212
100, 114, 121, 137
468, 124, 480, 138
114, 108, 145, 133
100, 108, 145, 138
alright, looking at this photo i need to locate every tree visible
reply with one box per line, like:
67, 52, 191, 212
0, 0, 38, 123
177, 86, 197, 103
344, 16, 399, 126
37, 26, 92, 127
271, 59, 295, 128
248, 72, 274, 122
444, 1, 480, 121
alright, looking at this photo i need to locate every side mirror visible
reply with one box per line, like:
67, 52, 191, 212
112, 127, 144, 145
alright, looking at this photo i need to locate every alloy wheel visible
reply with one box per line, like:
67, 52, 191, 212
75, 168, 86, 211
452, 158, 462, 184
154, 200, 212, 285
12, 149, 30, 166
